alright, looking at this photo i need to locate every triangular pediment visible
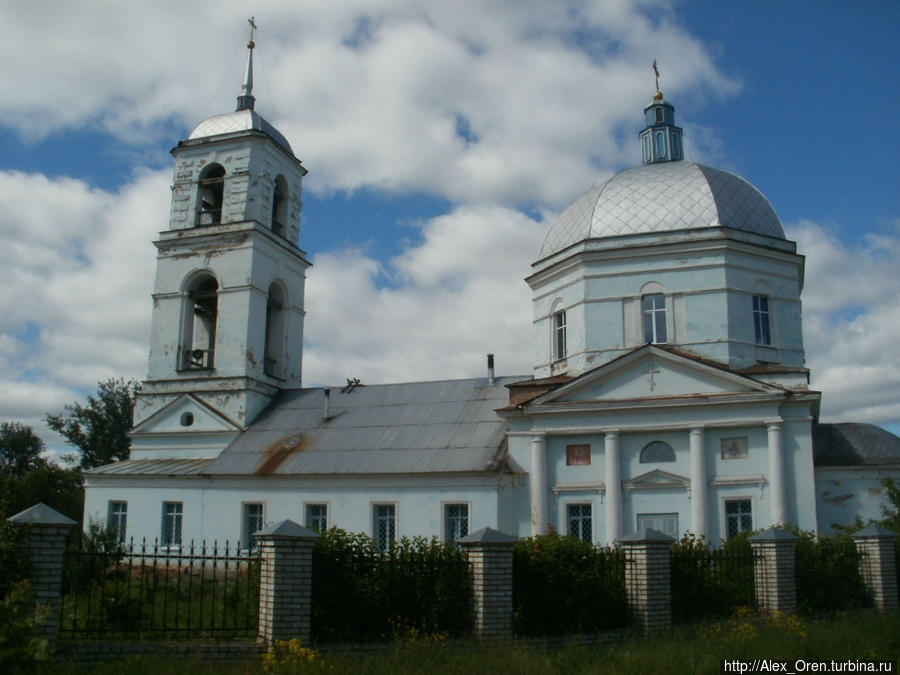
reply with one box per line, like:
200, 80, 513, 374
131, 394, 242, 436
624, 469, 690, 492
532, 346, 783, 406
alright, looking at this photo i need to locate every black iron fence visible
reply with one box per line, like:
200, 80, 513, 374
59, 540, 260, 640
671, 546, 758, 623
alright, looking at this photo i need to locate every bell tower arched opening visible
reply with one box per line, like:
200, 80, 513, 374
197, 164, 226, 226
264, 282, 287, 378
180, 273, 218, 370
271, 175, 288, 236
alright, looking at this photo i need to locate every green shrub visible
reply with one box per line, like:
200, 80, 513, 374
793, 530, 871, 614
513, 533, 627, 636
311, 529, 470, 643
0, 581, 51, 674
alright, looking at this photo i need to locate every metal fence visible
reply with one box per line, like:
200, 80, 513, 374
670, 546, 758, 623
59, 540, 260, 640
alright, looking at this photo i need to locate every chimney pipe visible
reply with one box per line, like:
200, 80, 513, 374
487, 353, 495, 385
323, 388, 330, 421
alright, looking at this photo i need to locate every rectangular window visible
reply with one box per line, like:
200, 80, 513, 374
373, 504, 396, 552
642, 293, 667, 344
566, 444, 591, 466
107, 501, 127, 545
162, 501, 183, 547
753, 295, 771, 345
305, 503, 328, 533
726, 500, 753, 538
242, 503, 264, 549
553, 310, 567, 360
636, 512, 679, 539
444, 504, 469, 543
567, 504, 592, 542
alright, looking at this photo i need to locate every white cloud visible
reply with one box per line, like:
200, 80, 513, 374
788, 221, 900, 427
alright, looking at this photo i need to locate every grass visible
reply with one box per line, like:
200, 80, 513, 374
39, 611, 900, 674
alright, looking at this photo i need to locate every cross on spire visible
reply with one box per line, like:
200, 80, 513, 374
652, 60, 660, 92
237, 17, 257, 111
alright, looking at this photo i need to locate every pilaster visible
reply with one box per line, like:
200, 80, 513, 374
458, 527, 516, 640
618, 528, 674, 632
749, 527, 798, 614
852, 525, 898, 613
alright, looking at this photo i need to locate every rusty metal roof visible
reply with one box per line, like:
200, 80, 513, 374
202, 376, 529, 476
86, 458, 214, 476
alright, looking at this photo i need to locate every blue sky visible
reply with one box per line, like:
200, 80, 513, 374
1, 0, 898, 449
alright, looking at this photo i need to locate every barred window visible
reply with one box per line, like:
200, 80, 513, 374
445, 504, 469, 543
726, 500, 753, 538
567, 504, 592, 542
242, 503, 264, 549
107, 501, 127, 544
162, 501, 183, 547
639, 440, 675, 463
305, 503, 328, 532
373, 504, 396, 551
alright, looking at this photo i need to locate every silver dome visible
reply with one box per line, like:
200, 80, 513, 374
540, 161, 784, 258
188, 109, 293, 155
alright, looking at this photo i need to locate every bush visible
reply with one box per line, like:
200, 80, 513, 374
311, 529, 470, 643
513, 533, 627, 636
793, 530, 871, 614
0, 581, 51, 674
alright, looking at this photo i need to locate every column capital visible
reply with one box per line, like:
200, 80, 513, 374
604, 429, 620, 440
689, 426, 705, 436
766, 420, 783, 432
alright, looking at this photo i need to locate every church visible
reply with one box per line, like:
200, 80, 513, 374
82, 35, 900, 549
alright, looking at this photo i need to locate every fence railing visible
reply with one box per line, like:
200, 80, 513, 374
671, 547, 758, 623
59, 539, 260, 640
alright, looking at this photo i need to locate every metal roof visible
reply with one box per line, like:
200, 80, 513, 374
86, 458, 214, 476
813, 423, 900, 466
202, 376, 529, 476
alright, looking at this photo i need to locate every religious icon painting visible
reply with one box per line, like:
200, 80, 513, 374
721, 437, 748, 460
566, 444, 591, 466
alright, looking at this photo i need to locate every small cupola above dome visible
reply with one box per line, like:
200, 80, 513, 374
640, 62, 683, 164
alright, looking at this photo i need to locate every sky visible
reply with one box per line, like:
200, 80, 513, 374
1, 0, 898, 455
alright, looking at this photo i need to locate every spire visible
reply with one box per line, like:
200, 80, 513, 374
236, 17, 257, 111
639, 61, 683, 165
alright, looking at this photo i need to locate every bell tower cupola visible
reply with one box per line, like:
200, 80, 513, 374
134, 18, 311, 440
639, 62, 683, 165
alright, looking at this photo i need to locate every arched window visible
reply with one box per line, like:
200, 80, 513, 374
655, 131, 666, 158
180, 274, 218, 370
640, 441, 675, 463
655, 107, 663, 123
264, 282, 286, 377
271, 175, 288, 236
551, 301, 566, 361
642, 293, 667, 344
197, 164, 226, 226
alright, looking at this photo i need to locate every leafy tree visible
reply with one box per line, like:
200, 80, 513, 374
0, 422, 47, 477
45, 378, 140, 469
877, 477, 900, 532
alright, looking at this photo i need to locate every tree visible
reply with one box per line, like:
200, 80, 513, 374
45, 378, 141, 469
0, 422, 47, 477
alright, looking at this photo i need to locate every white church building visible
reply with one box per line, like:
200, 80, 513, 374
83, 38, 900, 549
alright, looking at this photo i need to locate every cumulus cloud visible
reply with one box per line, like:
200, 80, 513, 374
788, 221, 900, 427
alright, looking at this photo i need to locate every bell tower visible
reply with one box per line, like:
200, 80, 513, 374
134, 20, 310, 436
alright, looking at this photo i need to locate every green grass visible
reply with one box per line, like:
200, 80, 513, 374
41, 612, 900, 675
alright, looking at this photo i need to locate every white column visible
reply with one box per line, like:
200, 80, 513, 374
767, 422, 788, 525
605, 431, 622, 544
530, 435, 548, 536
689, 427, 708, 540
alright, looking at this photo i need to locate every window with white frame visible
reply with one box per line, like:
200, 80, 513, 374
567, 504, 592, 542
444, 504, 469, 543
242, 503, 264, 549
552, 309, 567, 361
725, 499, 753, 538
636, 512, 679, 539
753, 295, 771, 345
641, 293, 667, 344
107, 501, 127, 544
373, 504, 396, 552
162, 501, 183, 547
305, 503, 328, 532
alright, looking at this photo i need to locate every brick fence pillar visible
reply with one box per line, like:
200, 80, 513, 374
749, 527, 798, 614
7, 503, 77, 642
458, 527, 517, 640
852, 525, 898, 613
617, 528, 675, 633
255, 520, 319, 646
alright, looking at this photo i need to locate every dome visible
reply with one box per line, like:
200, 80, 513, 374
539, 161, 784, 259
188, 108, 293, 155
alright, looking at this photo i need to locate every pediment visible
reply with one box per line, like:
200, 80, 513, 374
534, 346, 782, 405
131, 394, 242, 436
624, 469, 690, 492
